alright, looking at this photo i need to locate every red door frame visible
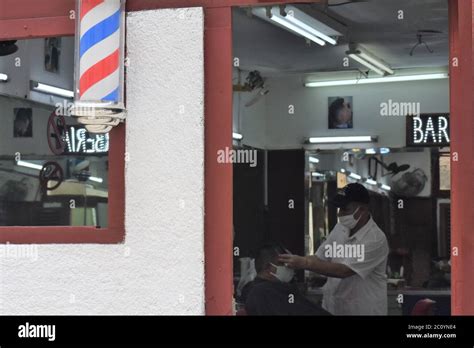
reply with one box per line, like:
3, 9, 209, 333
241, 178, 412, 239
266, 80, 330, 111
0, 0, 472, 315
448, 0, 473, 316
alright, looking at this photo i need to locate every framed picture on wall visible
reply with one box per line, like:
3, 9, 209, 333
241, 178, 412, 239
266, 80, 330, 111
13, 108, 32, 138
328, 96, 353, 129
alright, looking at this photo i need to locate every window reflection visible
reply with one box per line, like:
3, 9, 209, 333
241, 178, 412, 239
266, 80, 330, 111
0, 97, 108, 227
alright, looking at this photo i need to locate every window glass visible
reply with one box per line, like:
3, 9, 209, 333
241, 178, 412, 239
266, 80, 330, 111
0, 37, 108, 227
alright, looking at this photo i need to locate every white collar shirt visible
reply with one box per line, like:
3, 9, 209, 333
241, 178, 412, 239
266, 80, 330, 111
315, 217, 389, 315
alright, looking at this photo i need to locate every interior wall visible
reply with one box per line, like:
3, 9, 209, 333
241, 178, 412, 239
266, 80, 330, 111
0, 96, 53, 156
236, 75, 449, 150
0, 40, 29, 98
0, 7, 205, 315
235, 75, 447, 197
28, 37, 74, 106
0, 37, 74, 106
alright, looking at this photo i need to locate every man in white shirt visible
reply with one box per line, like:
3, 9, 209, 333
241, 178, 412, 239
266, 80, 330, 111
279, 183, 389, 315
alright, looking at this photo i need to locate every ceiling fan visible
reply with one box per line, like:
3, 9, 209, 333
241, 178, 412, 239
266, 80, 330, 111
392, 168, 428, 197
368, 157, 410, 178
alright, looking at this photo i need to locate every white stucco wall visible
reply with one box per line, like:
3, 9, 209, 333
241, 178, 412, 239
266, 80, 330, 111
0, 7, 205, 315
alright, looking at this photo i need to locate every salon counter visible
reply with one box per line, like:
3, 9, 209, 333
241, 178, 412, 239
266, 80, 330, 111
305, 287, 451, 315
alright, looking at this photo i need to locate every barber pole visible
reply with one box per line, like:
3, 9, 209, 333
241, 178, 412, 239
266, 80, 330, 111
72, 0, 126, 134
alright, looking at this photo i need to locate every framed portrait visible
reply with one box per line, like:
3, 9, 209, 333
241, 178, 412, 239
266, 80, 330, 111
328, 96, 353, 129
44, 37, 61, 73
13, 108, 33, 138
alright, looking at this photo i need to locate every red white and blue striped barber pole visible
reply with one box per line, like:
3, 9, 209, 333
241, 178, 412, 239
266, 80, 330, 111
71, 0, 126, 134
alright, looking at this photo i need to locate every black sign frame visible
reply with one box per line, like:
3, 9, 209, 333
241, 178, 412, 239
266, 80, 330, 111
406, 113, 450, 147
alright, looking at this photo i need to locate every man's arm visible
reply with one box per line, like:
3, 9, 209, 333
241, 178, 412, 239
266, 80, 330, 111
278, 254, 356, 279
315, 223, 347, 261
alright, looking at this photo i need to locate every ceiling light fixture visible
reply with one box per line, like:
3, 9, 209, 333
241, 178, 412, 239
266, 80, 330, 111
233, 132, 243, 140
312, 172, 324, 177
365, 178, 377, 185
252, 6, 341, 46
365, 148, 377, 154
308, 136, 376, 144
305, 73, 448, 88
268, 13, 326, 46
89, 176, 103, 183
348, 53, 384, 75
283, 5, 337, 45
0, 73, 8, 82
346, 44, 394, 76
349, 173, 362, 180
30, 81, 74, 98
16, 160, 43, 171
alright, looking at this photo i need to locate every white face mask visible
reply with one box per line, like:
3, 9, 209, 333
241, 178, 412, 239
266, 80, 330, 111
270, 263, 294, 283
338, 207, 361, 229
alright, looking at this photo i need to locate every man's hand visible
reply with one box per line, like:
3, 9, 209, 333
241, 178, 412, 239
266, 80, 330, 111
278, 254, 308, 270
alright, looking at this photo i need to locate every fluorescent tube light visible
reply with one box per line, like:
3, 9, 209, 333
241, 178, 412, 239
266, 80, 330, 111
16, 160, 43, 170
349, 173, 361, 180
251, 7, 331, 46
357, 52, 394, 75
270, 15, 326, 46
346, 44, 394, 76
347, 45, 394, 76
380, 147, 390, 154
0, 73, 8, 82
348, 53, 385, 76
309, 156, 319, 163
284, 7, 337, 45
365, 148, 377, 154
365, 178, 377, 185
308, 136, 376, 143
30, 81, 74, 98
286, 16, 336, 45
305, 73, 448, 87
312, 172, 324, 177
340, 168, 346, 173
233, 132, 243, 140
89, 176, 103, 183
380, 184, 391, 191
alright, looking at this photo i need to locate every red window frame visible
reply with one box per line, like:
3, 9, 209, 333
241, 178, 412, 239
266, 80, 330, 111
0, 0, 125, 244
1, 0, 472, 315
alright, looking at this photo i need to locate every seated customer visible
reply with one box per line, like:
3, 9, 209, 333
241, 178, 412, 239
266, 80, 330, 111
241, 244, 330, 316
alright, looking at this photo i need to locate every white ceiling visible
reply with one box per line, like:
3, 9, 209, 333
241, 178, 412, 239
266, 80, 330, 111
233, 0, 449, 76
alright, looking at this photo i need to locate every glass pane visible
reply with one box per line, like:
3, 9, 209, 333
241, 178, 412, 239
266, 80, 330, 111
0, 37, 108, 227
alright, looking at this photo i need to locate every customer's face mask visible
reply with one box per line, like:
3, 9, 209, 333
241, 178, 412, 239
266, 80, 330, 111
338, 206, 361, 229
270, 263, 294, 283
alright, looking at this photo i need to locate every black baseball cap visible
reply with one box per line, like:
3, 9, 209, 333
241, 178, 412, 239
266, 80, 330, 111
330, 183, 370, 208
